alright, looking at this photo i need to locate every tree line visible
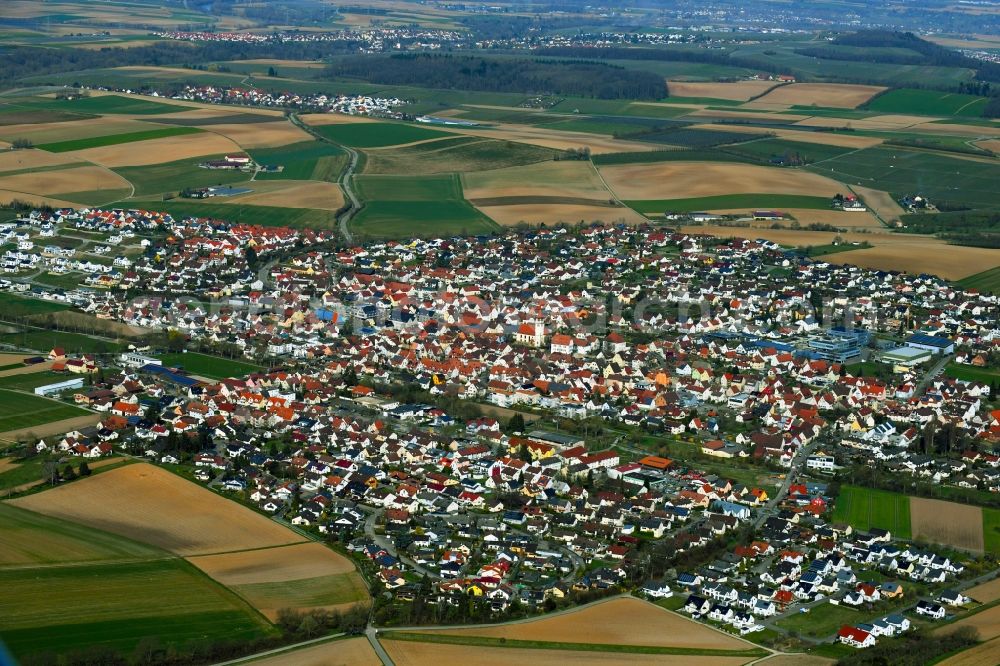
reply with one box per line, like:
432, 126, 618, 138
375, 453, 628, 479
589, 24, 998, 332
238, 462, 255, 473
322, 54, 667, 99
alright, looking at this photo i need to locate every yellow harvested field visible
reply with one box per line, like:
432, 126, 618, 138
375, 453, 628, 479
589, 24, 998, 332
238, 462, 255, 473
745, 83, 886, 109
0, 360, 55, 378
300, 113, 380, 127
205, 121, 311, 148
418, 597, 750, 650
479, 203, 647, 227
441, 124, 661, 155
0, 458, 18, 475
938, 604, 1000, 642
0, 150, 80, 173
679, 226, 1000, 280
667, 80, 778, 101
463, 161, 611, 200
227, 181, 345, 210
384, 640, 754, 666
938, 638, 1000, 666
686, 124, 883, 148
599, 162, 844, 200
0, 165, 130, 196
10, 463, 305, 556
66, 133, 242, 167
911, 497, 984, 553
966, 576, 1000, 604
189, 542, 356, 584
249, 638, 381, 666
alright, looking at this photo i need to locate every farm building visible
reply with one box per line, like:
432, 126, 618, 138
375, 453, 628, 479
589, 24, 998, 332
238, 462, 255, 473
905, 334, 954, 355
34, 378, 85, 396
752, 210, 784, 221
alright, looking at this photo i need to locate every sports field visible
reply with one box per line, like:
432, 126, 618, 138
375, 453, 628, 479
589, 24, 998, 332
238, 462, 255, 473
0, 389, 89, 434
157, 352, 262, 379
830, 485, 911, 538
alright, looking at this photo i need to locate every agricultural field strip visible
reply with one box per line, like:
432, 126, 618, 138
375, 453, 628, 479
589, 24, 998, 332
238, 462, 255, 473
380, 631, 767, 656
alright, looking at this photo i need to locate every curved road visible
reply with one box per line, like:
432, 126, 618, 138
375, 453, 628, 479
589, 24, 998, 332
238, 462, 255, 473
288, 112, 360, 244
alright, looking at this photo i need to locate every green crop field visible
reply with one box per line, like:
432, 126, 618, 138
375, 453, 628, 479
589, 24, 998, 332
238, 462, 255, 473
865, 88, 989, 117
807, 147, 1000, 210
722, 138, 856, 164
831, 485, 912, 539
944, 363, 1000, 385
0, 559, 273, 660
0, 293, 69, 317
233, 573, 369, 610
248, 141, 347, 181
114, 157, 251, 197
627, 194, 833, 214
0, 329, 126, 354
983, 508, 1000, 554
12, 94, 188, 115
352, 173, 497, 237
363, 137, 557, 175
0, 504, 162, 567
157, 352, 262, 379
37, 126, 202, 153
0, 389, 89, 433
312, 120, 452, 147
126, 199, 335, 228
353, 200, 497, 238
957, 266, 1000, 294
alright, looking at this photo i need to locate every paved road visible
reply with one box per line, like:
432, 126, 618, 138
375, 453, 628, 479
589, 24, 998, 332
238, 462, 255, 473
365, 626, 395, 666
915, 353, 954, 396
289, 112, 359, 244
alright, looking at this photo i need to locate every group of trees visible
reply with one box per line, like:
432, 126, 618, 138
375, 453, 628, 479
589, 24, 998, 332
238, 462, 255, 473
323, 54, 667, 100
